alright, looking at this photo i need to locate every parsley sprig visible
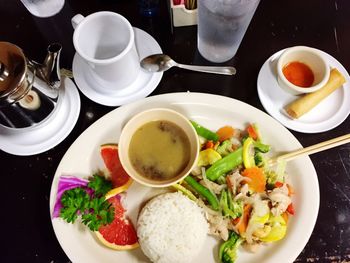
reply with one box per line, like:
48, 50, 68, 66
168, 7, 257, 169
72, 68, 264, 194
59, 174, 115, 231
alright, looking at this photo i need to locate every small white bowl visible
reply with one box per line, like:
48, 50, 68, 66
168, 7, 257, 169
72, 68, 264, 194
277, 46, 330, 95
118, 108, 199, 188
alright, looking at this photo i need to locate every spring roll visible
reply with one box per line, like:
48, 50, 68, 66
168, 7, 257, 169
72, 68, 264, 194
285, 68, 346, 119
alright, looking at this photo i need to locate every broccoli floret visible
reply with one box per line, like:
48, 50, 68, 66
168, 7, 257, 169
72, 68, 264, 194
254, 152, 266, 167
217, 140, 233, 156
222, 246, 239, 263
220, 190, 234, 218
227, 189, 243, 217
219, 189, 243, 219
219, 231, 243, 263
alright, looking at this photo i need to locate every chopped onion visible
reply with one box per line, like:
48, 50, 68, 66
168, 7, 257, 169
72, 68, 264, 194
197, 198, 221, 216
201, 167, 226, 195
246, 221, 263, 244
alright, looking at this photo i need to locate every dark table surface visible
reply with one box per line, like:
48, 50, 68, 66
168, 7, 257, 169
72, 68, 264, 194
1, 0, 350, 262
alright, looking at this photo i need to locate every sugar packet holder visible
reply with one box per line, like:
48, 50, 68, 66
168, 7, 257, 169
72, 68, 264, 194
169, 0, 197, 27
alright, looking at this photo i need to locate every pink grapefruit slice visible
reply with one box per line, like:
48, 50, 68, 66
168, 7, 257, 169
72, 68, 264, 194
96, 193, 139, 250
100, 144, 132, 188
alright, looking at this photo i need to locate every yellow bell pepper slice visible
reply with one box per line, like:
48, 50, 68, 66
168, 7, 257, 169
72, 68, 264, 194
260, 214, 287, 242
197, 148, 222, 167
243, 137, 255, 168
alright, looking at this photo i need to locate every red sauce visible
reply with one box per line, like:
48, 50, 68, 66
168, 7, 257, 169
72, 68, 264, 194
282, 61, 314, 88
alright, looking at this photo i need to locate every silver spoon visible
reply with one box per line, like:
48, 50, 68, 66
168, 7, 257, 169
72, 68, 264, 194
140, 54, 236, 75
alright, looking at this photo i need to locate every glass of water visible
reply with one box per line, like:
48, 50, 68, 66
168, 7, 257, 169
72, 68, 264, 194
197, 0, 260, 63
20, 0, 65, 18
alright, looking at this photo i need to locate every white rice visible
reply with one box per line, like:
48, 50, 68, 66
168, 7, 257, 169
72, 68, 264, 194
137, 192, 208, 263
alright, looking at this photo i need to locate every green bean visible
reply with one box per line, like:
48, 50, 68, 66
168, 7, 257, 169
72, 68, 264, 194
172, 183, 197, 201
206, 147, 243, 181
184, 175, 219, 211
190, 120, 219, 142
254, 141, 270, 153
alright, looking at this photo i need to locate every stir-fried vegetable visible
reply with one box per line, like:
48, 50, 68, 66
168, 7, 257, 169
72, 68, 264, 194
241, 167, 266, 193
190, 120, 219, 142
254, 141, 270, 153
198, 148, 222, 167
227, 190, 243, 218
184, 175, 219, 210
219, 231, 243, 263
259, 214, 287, 242
242, 137, 255, 168
243, 136, 270, 169
173, 121, 294, 263
246, 123, 261, 141
216, 140, 234, 156
266, 159, 287, 186
236, 204, 252, 235
216, 126, 235, 142
254, 152, 266, 167
206, 147, 243, 181
219, 189, 242, 219
172, 183, 198, 201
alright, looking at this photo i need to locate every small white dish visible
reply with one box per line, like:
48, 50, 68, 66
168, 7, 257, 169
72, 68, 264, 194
73, 27, 163, 106
257, 48, 350, 133
118, 108, 199, 188
277, 46, 330, 95
0, 77, 80, 155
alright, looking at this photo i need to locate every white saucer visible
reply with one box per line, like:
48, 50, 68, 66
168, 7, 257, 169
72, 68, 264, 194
257, 49, 350, 133
0, 77, 80, 156
72, 27, 163, 106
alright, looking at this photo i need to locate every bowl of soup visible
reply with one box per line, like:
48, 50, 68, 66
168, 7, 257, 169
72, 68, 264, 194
118, 108, 200, 188
277, 46, 330, 95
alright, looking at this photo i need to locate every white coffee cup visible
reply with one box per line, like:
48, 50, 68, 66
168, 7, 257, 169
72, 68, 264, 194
71, 11, 140, 92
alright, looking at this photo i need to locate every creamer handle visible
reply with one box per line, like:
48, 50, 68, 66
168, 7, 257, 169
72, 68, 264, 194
71, 14, 84, 29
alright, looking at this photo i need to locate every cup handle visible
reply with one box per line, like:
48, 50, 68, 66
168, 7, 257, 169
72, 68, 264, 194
71, 14, 84, 29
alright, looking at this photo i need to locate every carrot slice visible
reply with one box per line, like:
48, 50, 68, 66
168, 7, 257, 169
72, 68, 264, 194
241, 167, 266, 193
287, 203, 295, 215
275, 181, 284, 188
205, 140, 214, 149
246, 124, 258, 140
281, 212, 289, 224
216, 126, 235, 142
237, 204, 252, 234
232, 217, 240, 225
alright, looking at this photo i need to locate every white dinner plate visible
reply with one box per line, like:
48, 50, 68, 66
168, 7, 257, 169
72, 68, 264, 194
257, 49, 350, 133
72, 27, 163, 106
49, 92, 319, 263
